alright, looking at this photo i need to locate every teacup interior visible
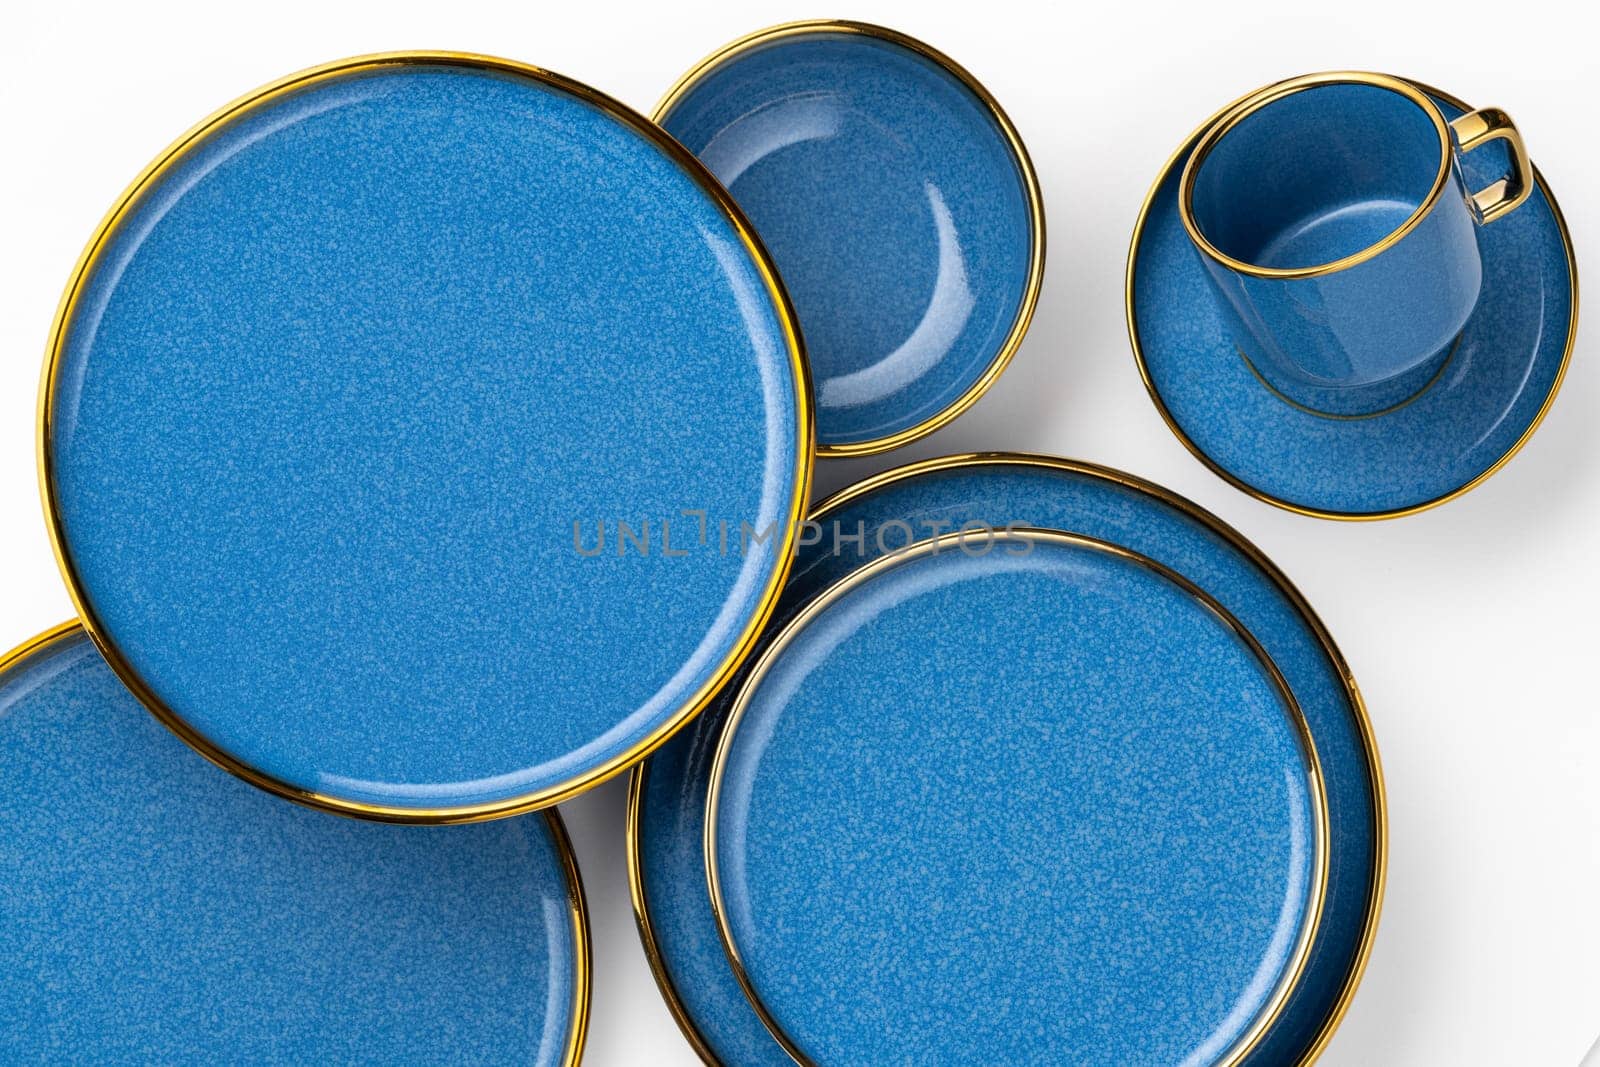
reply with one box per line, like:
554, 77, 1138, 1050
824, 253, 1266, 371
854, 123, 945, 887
1190, 82, 1445, 271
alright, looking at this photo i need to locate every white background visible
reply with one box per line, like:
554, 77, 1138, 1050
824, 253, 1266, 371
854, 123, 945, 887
4, 2, 1595, 1064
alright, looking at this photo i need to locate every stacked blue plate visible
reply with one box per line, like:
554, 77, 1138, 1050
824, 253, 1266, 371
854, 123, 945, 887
628, 454, 1386, 1066
1, 624, 589, 1062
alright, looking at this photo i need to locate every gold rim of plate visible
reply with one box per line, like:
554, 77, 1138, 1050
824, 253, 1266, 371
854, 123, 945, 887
34, 50, 817, 824
626, 451, 1388, 1067
1126, 74, 1579, 521
655, 20, 1047, 458
0, 622, 593, 1067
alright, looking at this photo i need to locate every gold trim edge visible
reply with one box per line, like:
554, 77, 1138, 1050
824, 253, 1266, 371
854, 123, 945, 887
626, 761, 726, 1066
544, 805, 595, 1067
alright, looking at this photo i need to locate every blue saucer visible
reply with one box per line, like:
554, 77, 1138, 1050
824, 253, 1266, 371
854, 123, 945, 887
0, 624, 588, 1063
1129, 82, 1576, 518
709, 529, 1325, 1065
39, 54, 811, 821
657, 21, 1043, 455
628, 455, 1385, 1066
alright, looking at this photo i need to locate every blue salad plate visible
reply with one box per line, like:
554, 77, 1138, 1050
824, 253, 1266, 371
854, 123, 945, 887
1129, 79, 1577, 519
628, 454, 1386, 1066
0, 624, 589, 1063
657, 21, 1044, 456
709, 527, 1327, 1065
38, 53, 812, 822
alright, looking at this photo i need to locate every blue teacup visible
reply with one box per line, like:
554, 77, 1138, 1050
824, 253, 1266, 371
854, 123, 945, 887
1180, 72, 1533, 417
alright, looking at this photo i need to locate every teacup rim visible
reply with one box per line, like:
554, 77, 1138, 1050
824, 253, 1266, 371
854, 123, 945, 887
1178, 71, 1453, 281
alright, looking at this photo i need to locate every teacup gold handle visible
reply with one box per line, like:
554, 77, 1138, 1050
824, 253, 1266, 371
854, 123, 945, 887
1449, 108, 1534, 224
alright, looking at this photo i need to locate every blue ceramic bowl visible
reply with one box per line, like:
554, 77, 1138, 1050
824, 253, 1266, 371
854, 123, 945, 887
38, 53, 812, 821
0, 624, 589, 1064
657, 21, 1044, 455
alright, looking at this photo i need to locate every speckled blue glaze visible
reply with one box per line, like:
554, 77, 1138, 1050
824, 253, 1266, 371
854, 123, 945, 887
1133, 89, 1574, 515
713, 535, 1319, 1065
659, 27, 1036, 449
633, 459, 1381, 1066
0, 627, 583, 1064
44, 60, 806, 813
1189, 81, 1485, 416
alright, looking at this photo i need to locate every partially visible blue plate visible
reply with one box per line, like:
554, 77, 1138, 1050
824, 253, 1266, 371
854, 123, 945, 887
39, 53, 812, 822
628, 454, 1385, 1066
657, 21, 1044, 456
1128, 80, 1576, 519
708, 528, 1327, 1065
0, 624, 589, 1064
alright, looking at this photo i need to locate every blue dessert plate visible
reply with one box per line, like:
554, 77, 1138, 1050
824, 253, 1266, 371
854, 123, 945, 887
707, 529, 1326, 1065
628, 454, 1386, 1066
0, 623, 589, 1063
1129, 79, 1577, 519
38, 53, 812, 822
657, 21, 1044, 456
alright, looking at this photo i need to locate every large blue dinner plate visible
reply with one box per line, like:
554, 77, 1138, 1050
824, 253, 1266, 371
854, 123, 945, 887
0, 624, 589, 1064
628, 454, 1385, 1066
38, 53, 812, 821
709, 529, 1328, 1065
657, 21, 1043, 456
1128, 80, 1576, 519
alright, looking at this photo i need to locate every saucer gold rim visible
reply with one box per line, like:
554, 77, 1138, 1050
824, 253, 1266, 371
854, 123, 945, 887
1126, 75, 1579, 522
34, 50, 816, 823
655, 20, 1046, 459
